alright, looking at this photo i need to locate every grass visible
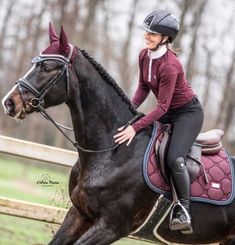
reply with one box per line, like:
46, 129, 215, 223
0, 154, 153, 245
1, 156, 71, 206
0, 214, 57, 245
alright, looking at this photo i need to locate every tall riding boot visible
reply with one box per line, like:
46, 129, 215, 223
169, 157, 193, 234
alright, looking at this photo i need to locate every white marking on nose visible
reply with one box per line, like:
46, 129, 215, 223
2, 84, 18, 113
2, 63, 36, 114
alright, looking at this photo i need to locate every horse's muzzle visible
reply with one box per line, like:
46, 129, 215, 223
2, 89, 27, 119
3, 97, 15, 116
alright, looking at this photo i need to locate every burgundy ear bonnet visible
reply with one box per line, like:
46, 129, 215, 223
42, 23, 72, 58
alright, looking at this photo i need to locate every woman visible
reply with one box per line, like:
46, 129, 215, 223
114, 10, 204, 234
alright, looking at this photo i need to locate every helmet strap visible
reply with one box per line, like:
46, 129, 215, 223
150, 36, 169, 51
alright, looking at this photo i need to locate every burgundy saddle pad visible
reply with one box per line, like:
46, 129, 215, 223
143, 123, 235, 205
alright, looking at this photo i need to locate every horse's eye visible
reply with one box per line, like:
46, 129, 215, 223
44, 66, 50, 72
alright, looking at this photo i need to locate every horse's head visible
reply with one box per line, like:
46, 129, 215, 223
2, 23, 75, 119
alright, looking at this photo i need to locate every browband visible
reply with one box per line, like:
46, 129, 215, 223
32, 43, 74, 64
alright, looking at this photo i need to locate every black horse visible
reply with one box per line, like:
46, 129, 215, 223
2, 24, 235, 245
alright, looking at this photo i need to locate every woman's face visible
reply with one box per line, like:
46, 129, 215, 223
144, 32, 166, 50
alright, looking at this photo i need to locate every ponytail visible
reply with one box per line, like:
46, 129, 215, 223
167, 43, 180, 55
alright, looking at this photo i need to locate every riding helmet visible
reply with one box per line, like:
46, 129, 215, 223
139, 10, 180, 43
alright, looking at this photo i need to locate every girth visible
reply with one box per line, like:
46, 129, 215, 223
155, 124, 224, 183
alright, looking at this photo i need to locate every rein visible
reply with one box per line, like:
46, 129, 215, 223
16, 47, 143, 153
38, 106, 142, 153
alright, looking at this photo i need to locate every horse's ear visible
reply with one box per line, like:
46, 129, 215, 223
49, 22, 58, 44
59, 26, 70, 55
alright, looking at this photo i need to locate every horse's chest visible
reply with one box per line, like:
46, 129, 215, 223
70, 179, 92, 217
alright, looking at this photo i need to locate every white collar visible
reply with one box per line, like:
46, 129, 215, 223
148, 45, 167, 59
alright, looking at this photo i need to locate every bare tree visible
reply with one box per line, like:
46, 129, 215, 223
216, 47, 235, 132
99, 0, 112, 69
0, 0, 17, 68
186, 0, 207, 83
118, 0, 140, 93
30, 0, 48, 55
79, 0, 104, 50
202, 47, 213, 108
174, 0, 195, 49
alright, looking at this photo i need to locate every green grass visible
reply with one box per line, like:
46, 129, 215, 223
0, 155, 70, 207
0, 155, 153, 245
0, 214, 58, 245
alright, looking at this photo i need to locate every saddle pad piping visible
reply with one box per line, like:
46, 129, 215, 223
131, 195, 164, 234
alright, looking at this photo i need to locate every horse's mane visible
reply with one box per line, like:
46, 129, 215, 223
79, 49, 137, 115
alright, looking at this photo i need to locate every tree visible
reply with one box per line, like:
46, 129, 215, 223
118, 0, 140, 93
216, 47, 235, 134
185, 0, 207, 84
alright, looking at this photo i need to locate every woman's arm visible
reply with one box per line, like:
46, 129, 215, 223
131, 77, 150, 108
132, 64, 178, 132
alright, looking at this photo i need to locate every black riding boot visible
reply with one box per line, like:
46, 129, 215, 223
169, 157, 193, 234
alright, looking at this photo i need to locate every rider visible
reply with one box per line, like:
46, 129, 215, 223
114, 10, 204, 234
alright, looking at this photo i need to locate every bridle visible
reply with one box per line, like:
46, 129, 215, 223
16, 45, 142, 153
17, 44, 74, 110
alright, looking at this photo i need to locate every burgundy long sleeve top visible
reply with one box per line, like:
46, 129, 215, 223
131, 47, 195, 132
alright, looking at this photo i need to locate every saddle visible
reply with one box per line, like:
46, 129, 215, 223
156, 123, 224, 183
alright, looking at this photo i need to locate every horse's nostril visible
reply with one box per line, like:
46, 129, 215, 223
5, 98, 15, 113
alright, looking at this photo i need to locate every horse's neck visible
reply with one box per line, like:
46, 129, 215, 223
68, 53, 135, 149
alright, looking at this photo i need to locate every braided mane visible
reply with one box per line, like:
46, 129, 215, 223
79, 49, 137, 115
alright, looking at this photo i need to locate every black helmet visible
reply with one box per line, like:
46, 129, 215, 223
139, 10, 180, 43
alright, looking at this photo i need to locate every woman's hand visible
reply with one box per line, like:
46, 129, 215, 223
113, 125, 136, 146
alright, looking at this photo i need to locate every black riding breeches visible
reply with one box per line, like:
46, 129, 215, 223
159, 96, 204, 171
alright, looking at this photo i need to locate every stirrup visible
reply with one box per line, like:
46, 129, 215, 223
169, 201, 191, 231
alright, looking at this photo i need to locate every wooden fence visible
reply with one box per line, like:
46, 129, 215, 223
0, 135, 77, 224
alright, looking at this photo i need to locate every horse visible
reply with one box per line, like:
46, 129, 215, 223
2, 24, 235, 245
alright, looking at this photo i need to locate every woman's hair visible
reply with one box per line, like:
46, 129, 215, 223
167, 43, 180, 55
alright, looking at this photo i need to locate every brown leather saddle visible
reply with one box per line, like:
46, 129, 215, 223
155, 124, 224, 183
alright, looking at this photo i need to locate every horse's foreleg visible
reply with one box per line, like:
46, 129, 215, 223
48, 205, 93, 245
74, 218, 128, 245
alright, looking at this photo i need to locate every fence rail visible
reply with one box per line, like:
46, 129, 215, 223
0, 135, 78, 167
0, 196, 67, 224
0, 135, 76, 224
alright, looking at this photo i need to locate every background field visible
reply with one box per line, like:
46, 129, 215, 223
0, 155, 153, 245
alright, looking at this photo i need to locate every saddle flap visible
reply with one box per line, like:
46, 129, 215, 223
186, 145, 201, 182
157, 124, 171, 182
157, 125, 201, 183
